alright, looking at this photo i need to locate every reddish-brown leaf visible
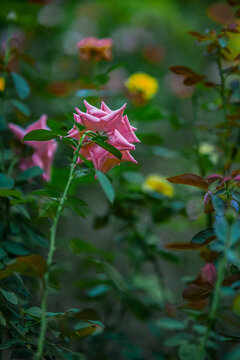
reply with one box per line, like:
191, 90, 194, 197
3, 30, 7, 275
183, 283, 213, 301
167, 173, 208, 190
0, 254, 47, 279
165, 242, 202, 250
169, 66, 196, 76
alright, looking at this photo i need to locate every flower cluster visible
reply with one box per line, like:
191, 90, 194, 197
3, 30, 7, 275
76, 37, 113, 62
68, 100, 140, 173
9, 115, 57, 181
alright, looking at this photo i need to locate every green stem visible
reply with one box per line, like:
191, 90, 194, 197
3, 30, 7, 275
35, 139, 82, 360
198, 254, 228, 360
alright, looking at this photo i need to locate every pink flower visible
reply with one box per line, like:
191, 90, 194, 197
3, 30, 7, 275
9, 115, 57, 182
68, 100, 139, 173
76, 37, 113, 61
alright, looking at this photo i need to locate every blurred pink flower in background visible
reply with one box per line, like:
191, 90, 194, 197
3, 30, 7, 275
68, 100, 140, 173
76, 37, 113, 61
9, 115, 57, 181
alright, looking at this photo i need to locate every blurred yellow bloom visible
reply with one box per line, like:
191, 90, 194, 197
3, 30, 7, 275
0, 77, 5, 92
143, 175, 174, 197
222, 21, 240, 61
125, 72, 158, 100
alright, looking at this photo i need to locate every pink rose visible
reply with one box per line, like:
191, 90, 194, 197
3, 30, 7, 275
9, 115, 57, 182
68, 100, 139, 173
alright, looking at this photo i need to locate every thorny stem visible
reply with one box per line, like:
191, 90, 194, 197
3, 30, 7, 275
35, 139, 83, 360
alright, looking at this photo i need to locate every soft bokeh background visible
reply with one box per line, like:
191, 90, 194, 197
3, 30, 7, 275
1, 0, 237, 359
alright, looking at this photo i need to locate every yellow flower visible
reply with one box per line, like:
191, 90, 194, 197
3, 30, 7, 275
143, 174, 174, 197
0, 77, 5, 92
125, 72, 158, 100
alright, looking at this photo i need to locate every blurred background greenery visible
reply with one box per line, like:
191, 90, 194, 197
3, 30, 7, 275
1, 0, 238, 359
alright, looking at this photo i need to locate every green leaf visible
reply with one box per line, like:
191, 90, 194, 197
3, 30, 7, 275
23, 129, 58, 141
12, 99, 31, 117
230, 220, 240, 246
101, 262, 127, 292
3, 241, 29, 255
11, 72, 30, 100
122, 171, 144, 184
0, 173, 14, 189
17, 166, 44, 181
96, 170, 115, 203
0, 114, 7, 130
178, 344, 198, 360
0, 287, 18, 305
25, 307, 42, 318
87, 285, 109, 297
215, 218, 229, 242
0, 312, 6, 327
0, 339, 21, 350
91, 137, 122, 160
212, 195, 225, 216
191, 227, 215, 244
0, 189, 22, 198
47, 118, 68, 136
224, 345, 240, 360
231, 190, 240, 203
156, 318, 186, 330
70, 238, 99, 254
164, 333, 190, 347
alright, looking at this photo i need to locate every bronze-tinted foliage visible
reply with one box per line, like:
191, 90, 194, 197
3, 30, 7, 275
169, 66, 206, 86
165, 243, 202, 250
183, 264, 216, 302
167, 173, 208, 190
0, 254, 47, 279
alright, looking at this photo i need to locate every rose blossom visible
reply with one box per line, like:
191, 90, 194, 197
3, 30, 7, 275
68, 100, 139, 173
9, 115, 57, 181
76, 37, 113, 61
